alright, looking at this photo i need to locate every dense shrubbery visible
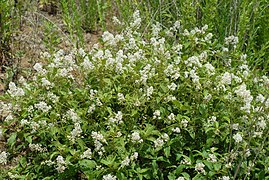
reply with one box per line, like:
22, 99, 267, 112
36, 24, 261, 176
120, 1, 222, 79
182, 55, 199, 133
0, 11, 268, 179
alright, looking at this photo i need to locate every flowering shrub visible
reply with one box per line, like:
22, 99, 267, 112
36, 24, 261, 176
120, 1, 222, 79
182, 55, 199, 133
0, 11, 269, 179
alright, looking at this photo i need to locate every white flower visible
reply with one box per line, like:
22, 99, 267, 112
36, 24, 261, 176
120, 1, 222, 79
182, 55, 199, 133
7, 82, 25, 97
68, 123, 82, 142
34, 101, 51, 113
80, 148, 92, 159
154, 138, 164, 148
112, 16, 121, 25
153, 110, 161, 119
131, 132, 143, 143
257, 120, 266, 130
87, 104, 96, 113
195, 162, 205, 174
208, 154, 217, 163
41, 78, 52, 88
29, 143, 47, 152
117, 93, 125, 102
204, 63, 215, 75
0, 151, 8, 164
161, 133, 169, 141
56, 156, 66, 173
67, 109, 80, 122
168, 83, 177, 91
177, 177, 185, 180
91, 132, 106, 143
181, 119, 188, 128
225, 35, 238, 45
81, 57, 94, 70
204, 33, 213, 42
172, 127, 181, 133
221, 176, 230, 180
103, 174, 117, 180
33, 63, 47, 75
233, 133, 243, 143
130, 152, 138, 161
168, 113, 176, 121
181, 157, 191, 165
146, 86, 154, 97
221, 72, 232, 85
121, 156, 130, 167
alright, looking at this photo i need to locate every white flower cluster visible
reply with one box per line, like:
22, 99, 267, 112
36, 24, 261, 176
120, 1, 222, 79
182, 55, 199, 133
154, 133, 169, 148
33, 63, 47, 75
234, 83, 253, 113
102, 31, 123, 46
218, 176, 230, 180
164, 64, 180, 80
181, 157, 191, 165
47, 92, 59, 103
80, 148, 92, 159
87, 104, 96, 113
41, 78, 54, 89
207, 153, 217, 163
103, 174, 117, 180
146, 86, 154, 99
7, 82, 25, 97
92, 131, 106, 156
153, 110, 161, 120
55, 155, 66, 173
121, 152, 138, 168
172, 127, 181, 133
168, 83, 177, 91
225, 35, 239, 45
68, 122, 82, 142
117, 93, 125, 102
139, 64, 155, 84
81, 55, 95, 71
195, 162, 205, 174
233, 133, 243, 143
204, 62, 215, 76
67, 109, 80, 122
21, 118, 49, 132
34, 101, 51, 113
131, 132, 143, 143
184, 56, 202, 68
181, 119, 189, 128
109, 111, 123, 124
29, 143, 47, 152
130, 10, 141, 28
0, 151, 8, 164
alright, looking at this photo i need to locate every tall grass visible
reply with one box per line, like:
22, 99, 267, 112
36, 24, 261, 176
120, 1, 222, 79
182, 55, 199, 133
109, 0, 269, 71
0, 0, 14, 70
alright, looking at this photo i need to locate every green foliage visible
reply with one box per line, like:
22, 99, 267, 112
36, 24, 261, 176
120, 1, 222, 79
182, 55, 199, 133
0, 11, 268, 179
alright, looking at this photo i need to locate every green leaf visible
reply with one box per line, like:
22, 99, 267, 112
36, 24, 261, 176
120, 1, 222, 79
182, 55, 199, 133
7, 132, 17, 149
213, 163, 222, 171
181, 172, 190, 180
24, 133, 32, 144
152, 160, 158, 176
164, 146, 171, 158
176, 165, 185, 174
100, 155, 116, 168
19, 156, 27, 168
79, 159, 96, 171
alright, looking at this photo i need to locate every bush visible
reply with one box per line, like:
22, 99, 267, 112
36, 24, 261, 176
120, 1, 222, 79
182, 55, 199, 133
0, 11, 268, 179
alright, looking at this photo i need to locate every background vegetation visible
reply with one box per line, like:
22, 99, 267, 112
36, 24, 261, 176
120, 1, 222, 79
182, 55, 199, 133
0, 0, 269, 179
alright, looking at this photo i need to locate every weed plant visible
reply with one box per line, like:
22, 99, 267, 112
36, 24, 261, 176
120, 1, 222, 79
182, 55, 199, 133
0, 11, 268, 179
